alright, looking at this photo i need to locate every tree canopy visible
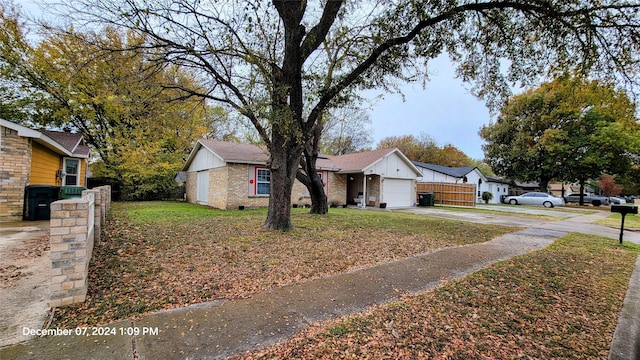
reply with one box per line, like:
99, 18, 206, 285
480, 74, 640, 193
23, 0, 640, 229
320, 106, 373, 156
377, 134, 475, 167
0, 6, 227, 199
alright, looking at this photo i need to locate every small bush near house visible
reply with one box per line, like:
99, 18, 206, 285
482, 191, 493, 204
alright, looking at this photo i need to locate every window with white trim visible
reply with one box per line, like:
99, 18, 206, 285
63, 158, 79, 186
256, 168, 270, 195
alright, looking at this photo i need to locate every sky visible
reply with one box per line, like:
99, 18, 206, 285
16, 1, 493, 160
365, 55, 492, 160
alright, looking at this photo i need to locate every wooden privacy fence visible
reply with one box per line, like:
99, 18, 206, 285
417, 182, 476, 207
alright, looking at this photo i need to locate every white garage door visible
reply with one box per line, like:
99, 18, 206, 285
383, 178, 413, 208
197, 170, 209, 204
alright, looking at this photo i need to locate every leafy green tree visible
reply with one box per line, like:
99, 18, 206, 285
480, 75, 640, 199
47, 0, 640, 229
0, 9, 224, 199
0, 3, 43, 123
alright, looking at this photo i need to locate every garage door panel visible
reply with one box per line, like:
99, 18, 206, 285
197, 171, 209, 204
383, 179, 413, 208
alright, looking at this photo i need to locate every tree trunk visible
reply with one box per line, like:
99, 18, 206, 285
538, 178, 550, 195
308, 175, 328, 214
263, 137, 300, 230
579, 179, 586, 206
299, 124, 328, 215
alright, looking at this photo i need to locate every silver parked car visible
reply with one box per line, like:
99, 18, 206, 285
504, 192, 564, 208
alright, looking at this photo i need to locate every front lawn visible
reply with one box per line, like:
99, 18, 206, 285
596, 212, 640, 230
52, 201, 517, 328
238, 234, 639, 359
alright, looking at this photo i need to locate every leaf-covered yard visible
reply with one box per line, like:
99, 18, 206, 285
52, 201, 516, 328
236, 234, 639, 359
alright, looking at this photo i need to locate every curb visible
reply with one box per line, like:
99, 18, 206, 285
609, 256, 640, 360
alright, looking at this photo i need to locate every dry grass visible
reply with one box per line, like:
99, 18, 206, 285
52, 201, 516, 328
238, 234, 639, 359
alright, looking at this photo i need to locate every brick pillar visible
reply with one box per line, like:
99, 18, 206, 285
101, 185, 111, 215
84, 189, 102, 243
49, 199, 92, 307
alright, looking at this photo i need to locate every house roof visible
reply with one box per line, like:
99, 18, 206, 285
183, 139, 341, 170
42, 130, 90, 157
200, 139, 269, 164
0, 119, 90, 158
329, 148, 395, 172
413, 161, 477, 178
330, 148, 422, 175
513, 181, 539, 188
183, 140, 420, 175
485, 175, 511, 184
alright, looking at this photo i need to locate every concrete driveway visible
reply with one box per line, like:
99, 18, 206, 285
400, 205, 640, 244
0, 221, 51, 347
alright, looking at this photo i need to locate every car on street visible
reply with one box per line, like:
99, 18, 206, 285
563, 194, 610, 206
504, 192, 564, 208
609, 197, 626, 205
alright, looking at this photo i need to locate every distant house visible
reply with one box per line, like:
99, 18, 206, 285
0, 119, 90, 220
413, 162, 510, 204
182, 140, 421, 209
549, 182, 594, 197
510, 181, 541, 196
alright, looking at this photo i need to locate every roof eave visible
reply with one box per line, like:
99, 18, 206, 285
182, 141, 204, 171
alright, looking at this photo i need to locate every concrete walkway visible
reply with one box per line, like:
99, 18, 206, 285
1, 209, 638, 359
0, 221, 50, 348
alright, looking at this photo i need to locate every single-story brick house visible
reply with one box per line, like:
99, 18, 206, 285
0, 119, 90, 220
332, 148, 422, 208
182, 139, 421, 209
413, 162, 510, 204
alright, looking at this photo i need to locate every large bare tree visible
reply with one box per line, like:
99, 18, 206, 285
47, 0, 639, 229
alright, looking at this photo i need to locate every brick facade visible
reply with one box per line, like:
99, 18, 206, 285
210, 166, 230, 209
0, 126, 31, 220
186, 164, 348, 210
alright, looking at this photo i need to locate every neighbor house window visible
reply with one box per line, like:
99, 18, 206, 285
256, 168, 270, 195
63, 158, 79, 186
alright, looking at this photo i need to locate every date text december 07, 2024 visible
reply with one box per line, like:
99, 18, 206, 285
23, 326, 159, 337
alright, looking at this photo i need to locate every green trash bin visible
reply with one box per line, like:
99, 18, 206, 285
418, 192, 435, 206
59, 186, 86, 199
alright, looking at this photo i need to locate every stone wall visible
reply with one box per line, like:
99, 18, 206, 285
0, 126, 31, 220
49, 185, 111, 308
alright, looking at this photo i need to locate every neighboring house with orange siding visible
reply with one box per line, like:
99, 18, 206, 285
0, 119, 91, 221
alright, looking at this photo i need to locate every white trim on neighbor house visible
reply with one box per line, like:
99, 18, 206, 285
62, 157, 81, 186
1, 119, 74, 157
